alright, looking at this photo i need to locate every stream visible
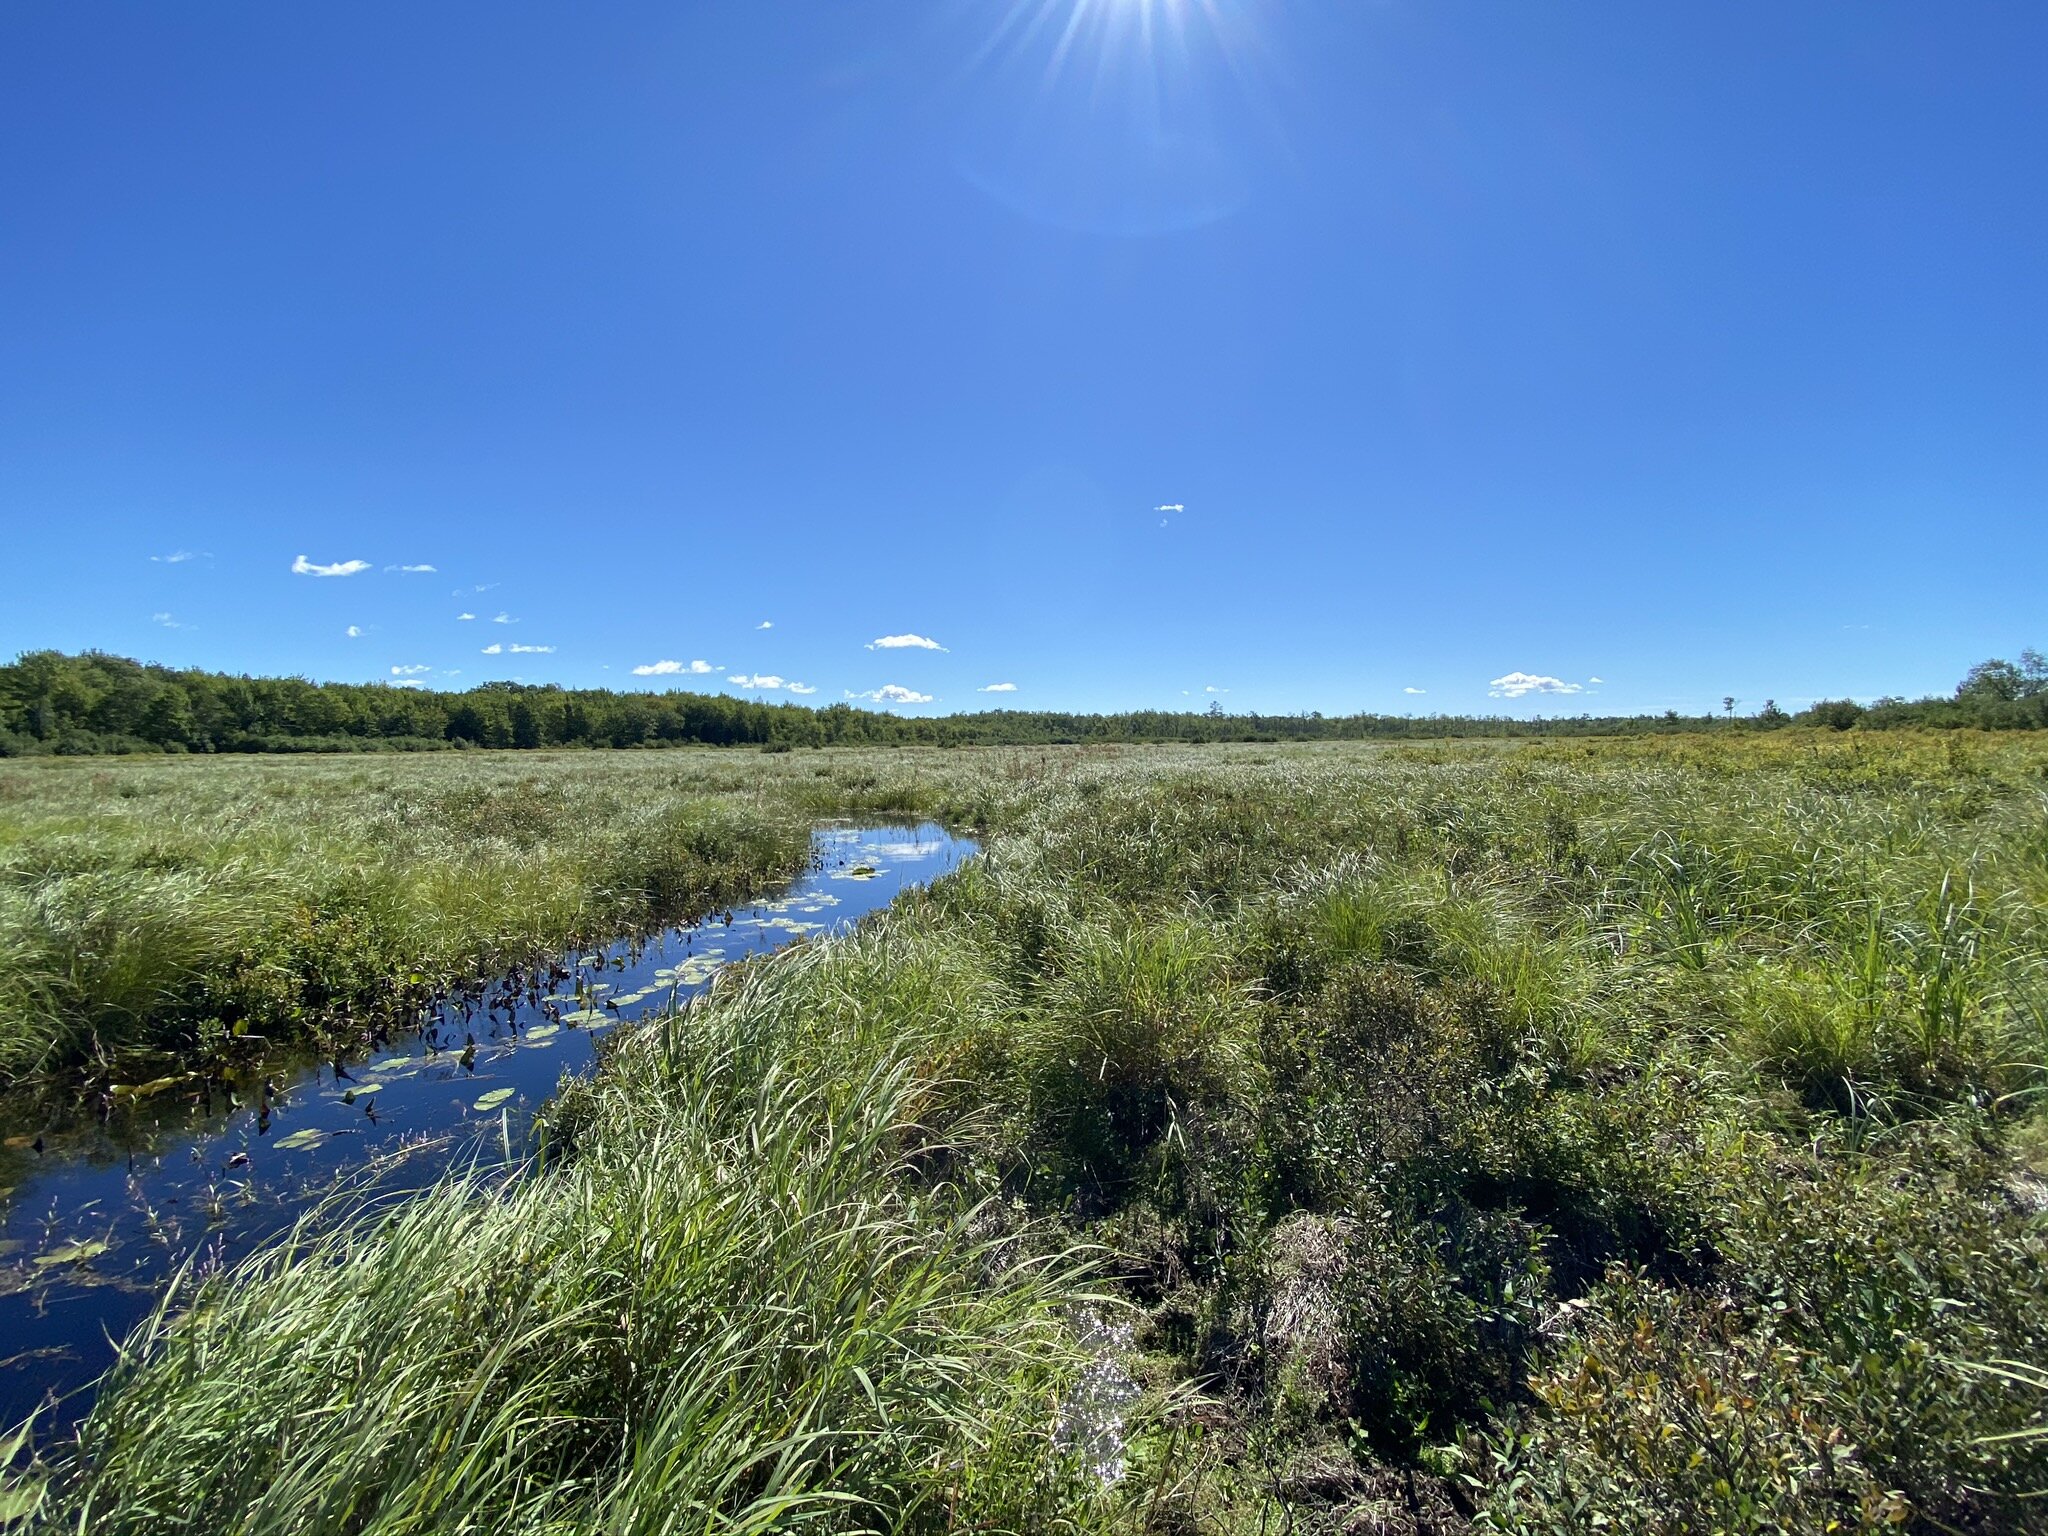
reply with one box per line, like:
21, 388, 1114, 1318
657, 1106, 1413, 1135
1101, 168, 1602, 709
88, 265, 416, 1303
0, 821, 976, 1432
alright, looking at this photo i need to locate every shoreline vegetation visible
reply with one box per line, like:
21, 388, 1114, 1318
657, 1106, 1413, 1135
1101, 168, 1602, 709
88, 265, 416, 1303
4, 735, 2047, 1531
0, 754, 821, 1093
4, 648, 2047, 757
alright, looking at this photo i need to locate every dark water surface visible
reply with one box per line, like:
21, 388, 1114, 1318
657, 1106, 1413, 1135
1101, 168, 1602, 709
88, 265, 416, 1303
0, 822, 975, 1432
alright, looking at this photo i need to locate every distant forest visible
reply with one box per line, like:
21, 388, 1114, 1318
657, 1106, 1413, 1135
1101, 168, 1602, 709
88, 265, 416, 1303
2, 648, 2044, 755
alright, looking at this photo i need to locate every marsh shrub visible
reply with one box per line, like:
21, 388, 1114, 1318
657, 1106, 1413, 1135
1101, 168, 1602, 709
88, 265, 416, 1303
1478, 1273, 1910, 1535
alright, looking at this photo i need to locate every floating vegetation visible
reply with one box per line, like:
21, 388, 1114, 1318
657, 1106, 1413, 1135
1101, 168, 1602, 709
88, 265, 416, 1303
472, 1089, 515, 1112
33, 1239, 109, 1269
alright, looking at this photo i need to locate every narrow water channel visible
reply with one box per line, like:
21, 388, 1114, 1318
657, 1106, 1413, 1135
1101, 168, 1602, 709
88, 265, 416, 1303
0, 821, 976, 1432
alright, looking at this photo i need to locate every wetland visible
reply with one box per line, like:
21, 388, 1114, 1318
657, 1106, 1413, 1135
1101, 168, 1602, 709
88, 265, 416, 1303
1, 738, 2045, 1534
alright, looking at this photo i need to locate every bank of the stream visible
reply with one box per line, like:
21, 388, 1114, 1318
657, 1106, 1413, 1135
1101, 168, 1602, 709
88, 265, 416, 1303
0, 822, 975, 1433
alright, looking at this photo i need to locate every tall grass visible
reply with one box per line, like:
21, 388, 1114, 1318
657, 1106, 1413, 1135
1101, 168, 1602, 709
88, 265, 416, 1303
0, 754, 838, 1084
48, 931, 1110, 1534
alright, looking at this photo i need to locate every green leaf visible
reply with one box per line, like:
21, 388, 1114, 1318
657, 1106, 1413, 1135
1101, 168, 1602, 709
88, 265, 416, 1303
0, 1477, 47, 1521
34, 1239, 109, 1267
275, 1128, 327, 1150
474, 1088, 515, 1111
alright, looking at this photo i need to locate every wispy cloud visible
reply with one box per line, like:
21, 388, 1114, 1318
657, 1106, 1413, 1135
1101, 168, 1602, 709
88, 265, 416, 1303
456, 612, 476, 621
1155, 503, 1183, 513
866, 634, 946, 651
1489, 671, 1583, 699
756, 620, 774, 630
1403, 686, 1426, 695
508, 643, 553, 654
385, 563, 437, 573
391, 664, 431, 676
851, 684, 933, 705
1205, 685, 1228, 694
345, 625, 364, 638
482, 643, 502, 655
391, 679, 427, 689
1587, 676, 1605, 685
491, 612, 516, 624
724, 674, 815, 694
151, 611, 188, 629
292, 554, 371, 578
149, 550, 208, 564
978, 682, 1018, 692
631, 659, 719, 676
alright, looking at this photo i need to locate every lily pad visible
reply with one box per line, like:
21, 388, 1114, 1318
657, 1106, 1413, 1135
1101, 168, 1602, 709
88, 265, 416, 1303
35, 1239, 109, 1268
110, 1074, 189, 1100
275, 1128, 328, 1150
523, 1023, 559, 1041
473, 1088, 515, 1111
560, 1008, 606, 1025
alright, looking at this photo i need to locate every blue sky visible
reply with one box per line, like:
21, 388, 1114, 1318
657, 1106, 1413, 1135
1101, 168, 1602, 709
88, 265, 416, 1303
3, 2, 2042, 717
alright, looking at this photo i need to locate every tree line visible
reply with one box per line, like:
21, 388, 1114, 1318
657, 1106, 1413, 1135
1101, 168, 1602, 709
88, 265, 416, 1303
0, 648, 2041, 756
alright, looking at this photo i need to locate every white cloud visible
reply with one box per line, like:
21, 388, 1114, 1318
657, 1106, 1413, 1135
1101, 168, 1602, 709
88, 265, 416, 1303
631, 659, 719, 676
391, 664, 431, 676
756, 620, 773, 629
292, 554, 371, 578
1155, 503, 1184, 514
389, 563, 437, 573
456, 612, 476, 621
725, 674, 815, 694
491, 612, 516, 624
853, 684, 933, 706
391, 679, 427, 689
1205, 685, 1228, 694
149, 550, 207, 563
1588, 676, 1605, 684
1488, 671, 1583, 699
482, 643, 503, 655
1403, 686, 1426, 695
507, 643, 554, 654
151, 611, 188, 629
866, 633, 947, 651
345, 625, 363, 639
979, 682, 1018, 692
